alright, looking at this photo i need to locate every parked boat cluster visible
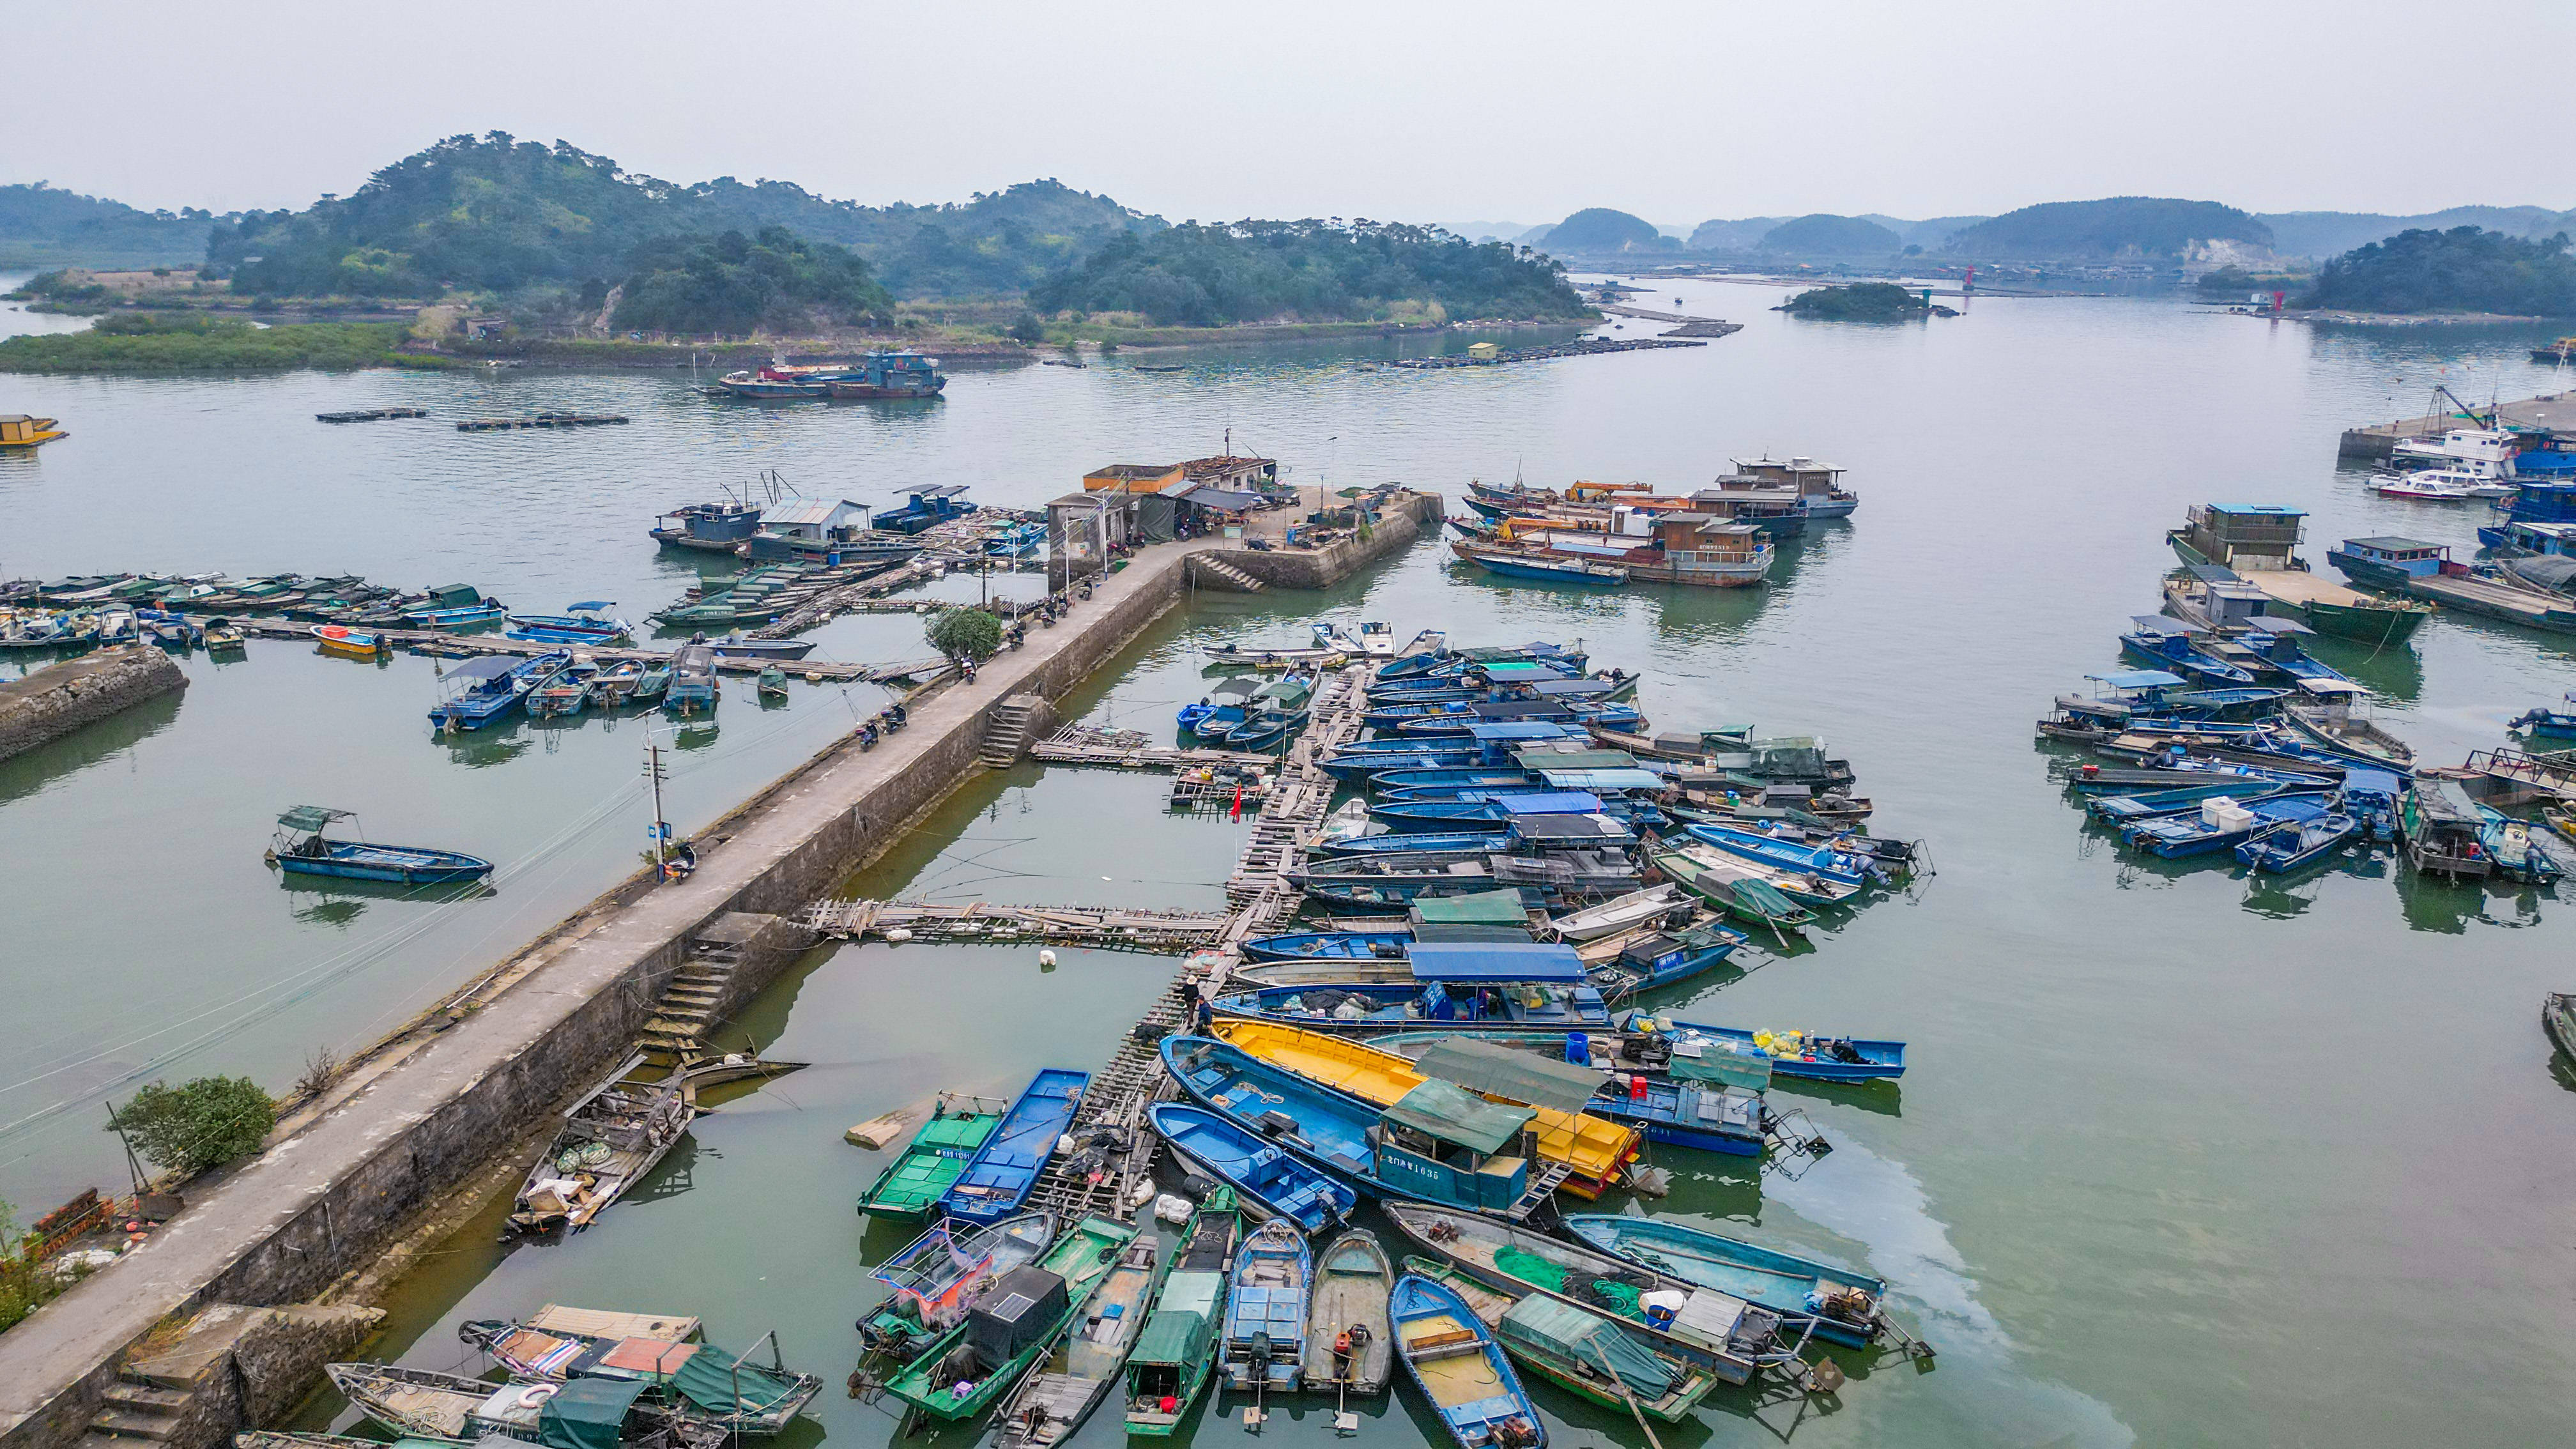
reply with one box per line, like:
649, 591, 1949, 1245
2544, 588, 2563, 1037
1443, 457, 1857, 592
2037, 504, 2576, 887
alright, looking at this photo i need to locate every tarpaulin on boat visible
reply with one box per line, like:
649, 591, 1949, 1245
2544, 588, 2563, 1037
665, 1344, 813, 1415
539, 1377, 647, 1449
2087, 670, 2189, 689
1465, 721, 1584, 741
1383, 1079, 1534, 1155
1491, 792, 1604, 815
1499, 1295, 1676, 1398
1510, 748, 1634, 771
1413, 1038, 1602, 1115
1406, 942, 1586, 984
1536, 769, 1666, 792
1406, 890, 1533, 927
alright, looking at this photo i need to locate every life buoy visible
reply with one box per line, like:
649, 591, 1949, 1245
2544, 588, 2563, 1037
517, 1383, 560, 1408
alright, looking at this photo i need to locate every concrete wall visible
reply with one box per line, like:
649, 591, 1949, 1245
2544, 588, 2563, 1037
1187, 491, 1442, 591
0, 645, 187, 763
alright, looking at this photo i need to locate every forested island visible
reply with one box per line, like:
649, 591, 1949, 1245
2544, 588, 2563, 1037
1777, 282, 1945, 321
2301, 226, 2576, 317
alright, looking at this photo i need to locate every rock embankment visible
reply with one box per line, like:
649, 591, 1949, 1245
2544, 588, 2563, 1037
0, 645, 187, 763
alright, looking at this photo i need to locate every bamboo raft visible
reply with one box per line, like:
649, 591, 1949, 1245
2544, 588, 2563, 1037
799, 900, 1232, 952
316, 407, 429, 423
455, 412, 629, 431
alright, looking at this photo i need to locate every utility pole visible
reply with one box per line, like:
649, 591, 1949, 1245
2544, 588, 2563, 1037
645, 737, 671, 877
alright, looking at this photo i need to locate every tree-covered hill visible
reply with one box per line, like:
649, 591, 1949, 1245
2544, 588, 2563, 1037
204, 133, 1162, 300
1943, 197, 2271, 259
1759, 214, 1902, 257
1535, 208, 1672, 254
2304, 227, 2576, 316
1024, 220, 1591, 327
0, 183, 234, 269
610, 227, 893, 335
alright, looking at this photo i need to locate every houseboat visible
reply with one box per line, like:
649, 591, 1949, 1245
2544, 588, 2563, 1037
878, 484, 977, 534
738, 497, 923, 566
1726, 454, 1857, 518
0, 414, 66, 448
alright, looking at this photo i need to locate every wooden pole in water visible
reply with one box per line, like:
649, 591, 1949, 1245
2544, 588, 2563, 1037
1585, 1342, 1662, 1449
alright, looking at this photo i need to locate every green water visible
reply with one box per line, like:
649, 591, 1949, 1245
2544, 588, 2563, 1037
6, 282, 2575, 1445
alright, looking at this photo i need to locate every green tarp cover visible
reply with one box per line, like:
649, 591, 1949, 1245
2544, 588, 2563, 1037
1413, 1038, 1605, 1116
1131, 1305, 1214, 1367
1407, 889, 1531, 926
539, 1377, 646, 1449
1670, 1051, 1772, 1090
1510, 748, 1636, 771
1383, 1079, 1534, 1156
276, 806, 349, 831
668, 1343, 807, 1416
1499, 1295, 1676, 1398
1409, 923, 1537, 944
914, 1111, 999, 1151
1480, 663, 1561, 681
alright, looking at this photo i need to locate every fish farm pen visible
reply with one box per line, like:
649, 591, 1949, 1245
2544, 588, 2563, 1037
314, 406, 429, 423
454, 411, 631, 431
1388, 336, 1711, 369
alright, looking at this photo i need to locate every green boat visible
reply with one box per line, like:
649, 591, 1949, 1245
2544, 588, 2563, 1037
1400, 1257, 1721, 1423
887, 1215, 1138, 1423
858, 1095, 1007, 1219
1124, 1188, 1242, 1437
1653, 849, 1814, 935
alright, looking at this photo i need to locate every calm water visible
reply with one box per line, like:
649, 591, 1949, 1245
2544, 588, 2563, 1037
4, 280, 2574, 1446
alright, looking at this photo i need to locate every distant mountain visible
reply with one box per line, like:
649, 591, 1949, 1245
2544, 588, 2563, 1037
1446, 221, 1540, 243
204, 132, 1163, 301
1537, 208, 1675, 255
2258, 206, 2576, 261
1943, 197, 2271, 261
1758, 214, 1903, 257
0, 183, 236, 269
1885, 215, 1988, 250
1686, 217, 1789, 252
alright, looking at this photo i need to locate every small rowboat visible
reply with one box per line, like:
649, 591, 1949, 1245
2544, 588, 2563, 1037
1561, 1215, 1899, 1349
309, 624, 387, 657
1548, 884, 1687, 941
267, 806, 491, 885
1637, 1018, 1906, 1083
1147, 1102, 1356, 1234
1390, 1275, 1547, 1449
2233, 811, 2361, 873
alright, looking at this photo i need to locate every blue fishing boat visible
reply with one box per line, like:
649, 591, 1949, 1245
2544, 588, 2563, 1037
1634, 1017, 1906, 1084
1243, 930, 1415, 962
267, 807, 493, 885
1583, 925, 1745, 998
402, 601, 505, 629
1147, 1104, 1356, 1234
2120, 617, 2258, 686
1388, 1275, 1547, 1449
2120, 793, 2332, 858
1372, 790, 1609, 832
1160, 1037, 1548, 1218
525, 659, 597, 719
877, 484, 977, 533
1221, 1220, 1312, 1393
940, 1067, 1091, 1225
1453, 543, 1629, 586
1210, 943, 1611, 1036
2233, 810, 2362, 873
1318, 753, 1485, 783
708, 635, 819, 661
429, 650, 571, 730
1561, 1216, 1894, 1350
1370, 769, 1550, 795
663, 641, 719, 716
1679, 822, 1874, 885
505, 602, 634, 644
1313, 830, 1511, 857
2510, 694, 2576, 740
2087, 781, 2315, 824
1223, 707, 1310, 751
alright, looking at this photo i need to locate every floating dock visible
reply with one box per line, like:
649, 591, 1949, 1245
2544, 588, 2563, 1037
799, 900, 1232, 953
2391, 571, 2576, 634
1388, 337, 1709, 370
316, 407, 429, 424
455, 412, 629, 431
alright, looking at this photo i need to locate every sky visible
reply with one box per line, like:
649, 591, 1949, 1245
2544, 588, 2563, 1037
5, 0, 2568, 227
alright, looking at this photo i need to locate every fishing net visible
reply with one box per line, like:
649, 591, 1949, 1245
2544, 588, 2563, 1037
556, 1140, 613, 1172
1494, 1246, 1568, 1292
1494, 1247, 1651, 1317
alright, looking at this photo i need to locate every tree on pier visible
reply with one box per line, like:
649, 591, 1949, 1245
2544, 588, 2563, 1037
108, 1076, 276, 1176
928, 608, 1004, 662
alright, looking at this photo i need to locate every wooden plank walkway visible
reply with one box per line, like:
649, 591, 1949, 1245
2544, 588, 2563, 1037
799, 900, 1233, 953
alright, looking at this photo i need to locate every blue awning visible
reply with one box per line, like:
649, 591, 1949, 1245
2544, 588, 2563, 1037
1492, 791, 1604, 815
443, 656, 521, 682
1465, 721, 1584, 741
1407, 942, 1586, 984
566, 601, 616, 612
1537, 768, 1666, 792
2087, 670, 2186, 688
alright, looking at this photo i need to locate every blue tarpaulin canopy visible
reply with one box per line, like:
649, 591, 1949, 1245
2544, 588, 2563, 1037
2087, 670, 2188, 689
1407, 941, 1586, 984
565, 601, 617, 612
1464, 721, 1584, 741
1537, 768, 1666, 792
2129, 613, 2191, 634
1492, 791, 1604, 815
443, 656, 522, 682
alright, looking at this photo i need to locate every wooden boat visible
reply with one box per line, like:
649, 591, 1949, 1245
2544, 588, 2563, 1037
2122, 793, 2333, 858
1653, 849, 1813, 935
1666, 840, 1859, 907
458, 1303, 700, 1377
1241, 930, 1413, 963
1303, 1230, 1395, 1397
1384, 1202, 1784, 1386
1124, 1188, 1241, 1436
1211, 1020, 1641, 1198
1575, 921, 1747, 999
508, 602, 635, 643
1641, 1020, 1905, 1084
1388, 1274, 1548, 1449
1546, 884, 1688, 941
1679, 822, 1874, 886
1148, 1102, 1356, 1232
887, 1216, 1139, 1422
267, 806, 493, 885
587, 660, 646, 707
633, 663, 672, 703
1402, 1256, 1718, 1423
200, 617, 247, 652
509, 1054, 694, 1234
2545, 992, 2576, 1064
1222, 706, 1309, 751
2510, 696, 2576, 742
527, 660, 597, 719
857, 1211, 1057, 1365
756, 666, 788, 700
309, 624, 387, 657
1221, 1218, 1311, 1393
1208, 972, 1614, 1036
2234, 811, 2361, 873
993, 1238, 1168, 1448
1453, 540, 1628, 586
940, 1067, 1091, 1225
2545, 806, 2576, 847
1162, 1036, 1552, 1219
1562, 1215, 1897, 1350
857, 1093, 1009, 1218
324, 1362, 721, 1445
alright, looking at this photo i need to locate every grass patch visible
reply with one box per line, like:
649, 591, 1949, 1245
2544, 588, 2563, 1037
0, 313, 417, 372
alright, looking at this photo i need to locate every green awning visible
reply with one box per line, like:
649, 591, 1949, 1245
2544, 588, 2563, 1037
1409, 923, 1537, 944
1510, 748, 1636, 771
1671, 1050, 1773, 1090
1413, 1038, 1605, 1116
275, 806, 352, 831
539, 1377, 647, 1449
1407, 889, 1531, 926
1130, 1306, 1213, 1367
668, 1344, 809, 1416
1383, 1079, 1534, 1156
1498, 1296, 1675, 1399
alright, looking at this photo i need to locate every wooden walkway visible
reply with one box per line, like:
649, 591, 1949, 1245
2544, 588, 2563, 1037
798, 899, 1232, 953
236, 621, 878, 680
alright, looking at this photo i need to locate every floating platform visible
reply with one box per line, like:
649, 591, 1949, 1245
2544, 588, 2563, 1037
1031, 726, 1276, 772
799, 899, 1232, 952
316, 407, 429, 424
1388, 337, 1709, 371
456, 412, 630, 431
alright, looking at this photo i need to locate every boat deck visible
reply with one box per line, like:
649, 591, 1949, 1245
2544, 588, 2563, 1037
2243, 569, 2379, 611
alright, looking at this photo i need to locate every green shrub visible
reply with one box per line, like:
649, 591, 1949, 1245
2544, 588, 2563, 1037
109, 1076, 276, 1176
928, 608, 1004, 661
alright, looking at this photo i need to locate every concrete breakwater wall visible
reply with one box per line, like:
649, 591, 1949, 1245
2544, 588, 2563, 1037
0, 542, 1200, 1449
0, 645, 187, 763
1186, 491, 1441, 592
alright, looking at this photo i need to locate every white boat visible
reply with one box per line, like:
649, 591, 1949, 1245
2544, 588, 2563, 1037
1354, 621, 1399, 657
2391, 427, 2518, 478
1547, 884, 1689, 941
1317, 797, 1373, 844
2372, 469, 2481, 501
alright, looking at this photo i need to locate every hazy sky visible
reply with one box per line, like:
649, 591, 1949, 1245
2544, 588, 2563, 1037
6, 0, 2566, 226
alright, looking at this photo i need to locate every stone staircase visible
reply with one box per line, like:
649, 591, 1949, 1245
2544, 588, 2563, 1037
641, 950, 736, 1057
1189, 555, 1265, 592
75, 1376, 188, 1449
980, 693, 1046, 767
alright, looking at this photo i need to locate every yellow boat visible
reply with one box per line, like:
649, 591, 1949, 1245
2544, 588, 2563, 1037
2545, 806, 2576, 847
309, 624, 387, 657
1212, 1020, 1640, 1197
0, 414, 68, 448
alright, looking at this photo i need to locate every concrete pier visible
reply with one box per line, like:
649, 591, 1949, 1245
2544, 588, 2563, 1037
0, 646, 187, 764
0, 494, 1441, 1449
